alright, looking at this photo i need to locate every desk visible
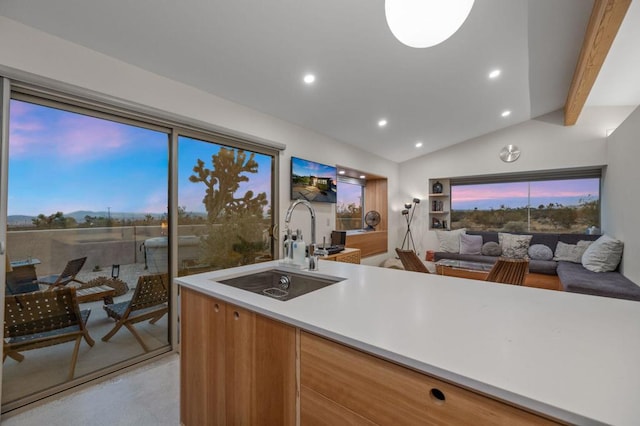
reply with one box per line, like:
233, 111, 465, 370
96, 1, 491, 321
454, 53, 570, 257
321, 248, 361, 264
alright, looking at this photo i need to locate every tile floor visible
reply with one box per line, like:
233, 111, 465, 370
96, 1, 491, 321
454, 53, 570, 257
1, 354, 180, 426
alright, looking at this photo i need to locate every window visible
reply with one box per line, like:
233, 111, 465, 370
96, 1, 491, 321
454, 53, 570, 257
5, 96, 171, 409
2, 85, 280, 413
336, 178, 364, 230
451, 173, 600, 233
177, 135, 275, 273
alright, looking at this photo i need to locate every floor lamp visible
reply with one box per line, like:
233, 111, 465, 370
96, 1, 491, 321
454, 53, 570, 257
401, 198, 420, 252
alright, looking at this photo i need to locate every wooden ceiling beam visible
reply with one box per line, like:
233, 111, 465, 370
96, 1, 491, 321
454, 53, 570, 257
564, 0, 631, 126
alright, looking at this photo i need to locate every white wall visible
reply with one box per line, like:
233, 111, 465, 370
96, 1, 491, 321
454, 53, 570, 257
602, 105, 640, 283
0, 17, 401, 266
399, 106, 635, 257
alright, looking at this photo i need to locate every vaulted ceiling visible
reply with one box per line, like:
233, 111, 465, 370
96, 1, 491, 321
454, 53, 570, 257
1, 0, 638, 163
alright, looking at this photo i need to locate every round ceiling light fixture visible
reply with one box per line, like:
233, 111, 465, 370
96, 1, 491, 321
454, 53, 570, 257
499, 145, 521, 163
385, 0, 475, 48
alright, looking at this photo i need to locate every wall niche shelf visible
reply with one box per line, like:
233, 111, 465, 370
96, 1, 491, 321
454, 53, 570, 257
428, 179, 451, 230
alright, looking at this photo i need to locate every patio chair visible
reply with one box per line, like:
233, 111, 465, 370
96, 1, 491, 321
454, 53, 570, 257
3, 287, 95, 380
6, 266, 39, 295
485, 257, 529, 286
101, 273, 168, 352
37, 257, 87, 289
396, 248, 430, 273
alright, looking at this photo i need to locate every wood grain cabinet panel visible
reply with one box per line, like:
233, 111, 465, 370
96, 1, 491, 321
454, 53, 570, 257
300, 331, 562, 425
180, 288, 297, 426
301, 385, 376, 426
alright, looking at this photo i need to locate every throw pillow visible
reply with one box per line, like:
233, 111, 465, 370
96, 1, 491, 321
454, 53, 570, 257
481, 241, 502, 257
460, 234, 483, 255
528, 244, 553, 261
436, 228, 466, 253
582, 235, 624, 272
553, 241, 593, 263
498, 233, 533, 259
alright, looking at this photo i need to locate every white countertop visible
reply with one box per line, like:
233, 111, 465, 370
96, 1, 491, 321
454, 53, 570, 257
176, 260, 640, 425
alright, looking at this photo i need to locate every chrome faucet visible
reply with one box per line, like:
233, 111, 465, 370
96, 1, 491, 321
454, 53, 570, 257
284, 199, 326, 270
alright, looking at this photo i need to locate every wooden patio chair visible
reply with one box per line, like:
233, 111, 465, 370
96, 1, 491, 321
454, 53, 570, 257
396, 248, 430, 273
37, 256, 88, 289
101, 274, 168, 352
3, 287, 95, 380
485, 257, 529, 286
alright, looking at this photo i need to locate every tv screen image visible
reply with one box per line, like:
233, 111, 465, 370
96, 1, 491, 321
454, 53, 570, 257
291, 157, 337, 203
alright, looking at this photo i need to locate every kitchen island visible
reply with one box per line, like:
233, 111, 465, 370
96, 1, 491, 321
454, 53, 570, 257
176, 260, 640, 425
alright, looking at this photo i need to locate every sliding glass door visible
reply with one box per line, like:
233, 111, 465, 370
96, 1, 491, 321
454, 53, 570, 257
176, 134, 275, 275
2, 94, 171, 410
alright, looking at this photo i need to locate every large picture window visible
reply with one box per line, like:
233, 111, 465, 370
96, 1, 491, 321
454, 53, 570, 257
451, 173, 600, 233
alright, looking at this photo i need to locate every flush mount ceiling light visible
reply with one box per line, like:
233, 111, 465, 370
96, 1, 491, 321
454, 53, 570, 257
378, 119, 388, 127
415, 141, 423, 148
303, 74, 316, 84
489, 69, 501, 79
385, 0, 475, 48
501, 110, 511, 117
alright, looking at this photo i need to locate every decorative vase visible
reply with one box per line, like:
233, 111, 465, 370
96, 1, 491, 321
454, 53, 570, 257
432, 181, 443, 194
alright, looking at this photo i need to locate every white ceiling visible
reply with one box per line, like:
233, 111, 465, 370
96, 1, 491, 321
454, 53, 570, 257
0, 0, 637, 163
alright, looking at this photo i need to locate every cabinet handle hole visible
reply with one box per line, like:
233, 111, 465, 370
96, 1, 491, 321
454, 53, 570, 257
234, 311, 240, 320
430, 388, 446, 404
214, 303, 219, 312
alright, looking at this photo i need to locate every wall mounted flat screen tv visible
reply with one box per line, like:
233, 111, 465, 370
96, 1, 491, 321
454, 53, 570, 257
291, 157, 337, 203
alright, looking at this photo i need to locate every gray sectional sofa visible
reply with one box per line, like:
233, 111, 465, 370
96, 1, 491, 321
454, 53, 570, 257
434, 231, 640, 302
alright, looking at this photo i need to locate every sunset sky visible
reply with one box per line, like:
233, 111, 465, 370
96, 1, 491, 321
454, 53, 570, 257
452, 179, 600, 210
8, 100, 272, 218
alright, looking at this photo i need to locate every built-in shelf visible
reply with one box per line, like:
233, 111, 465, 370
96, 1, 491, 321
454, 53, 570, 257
428, 179, 451, 230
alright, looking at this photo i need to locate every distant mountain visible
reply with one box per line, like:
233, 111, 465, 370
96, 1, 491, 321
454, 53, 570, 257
7, 210, 182, 226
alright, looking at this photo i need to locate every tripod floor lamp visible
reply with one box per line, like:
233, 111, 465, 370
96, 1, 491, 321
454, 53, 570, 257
401, 198, 420, 252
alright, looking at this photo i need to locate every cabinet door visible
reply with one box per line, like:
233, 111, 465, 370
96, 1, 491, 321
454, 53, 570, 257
301, 331, 561, 425
226, 305, 297, 426
180, 287, 226, 426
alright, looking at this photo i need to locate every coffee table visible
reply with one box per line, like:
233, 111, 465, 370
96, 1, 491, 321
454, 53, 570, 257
435, 259, 494, 280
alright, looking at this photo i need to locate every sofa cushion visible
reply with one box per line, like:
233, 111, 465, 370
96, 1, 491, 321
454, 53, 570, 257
481, 241, 502, 256
557, 261, 640, 301
499, 233, 532, 259
581, 234, 624, 272
553, 241, 593, 263
528, 244, 553, 261
460, 234, 483, 255
436, 228, 466, 253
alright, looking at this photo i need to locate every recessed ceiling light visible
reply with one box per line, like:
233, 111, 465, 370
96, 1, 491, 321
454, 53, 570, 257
303, 74, 316, 84
359, 175, 366, 179
489, 69, 501, 79
339, 170, 346, 175
378, 119, 388, 127
415, 141, 423, 148
501, 110, 511, 117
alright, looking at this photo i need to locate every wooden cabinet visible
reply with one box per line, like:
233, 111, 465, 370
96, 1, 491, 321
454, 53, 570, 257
300, 331, 562, 425
321, 247, 361, 264
180, 287, 297, 426
181, 287, 563, 425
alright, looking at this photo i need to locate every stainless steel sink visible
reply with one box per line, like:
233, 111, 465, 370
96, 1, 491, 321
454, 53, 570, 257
216, 268, 345, 301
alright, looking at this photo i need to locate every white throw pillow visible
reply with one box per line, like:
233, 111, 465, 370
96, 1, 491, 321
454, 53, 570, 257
581, 235, 624, 272
553, 241, 593, 263
436, 228, 466, 253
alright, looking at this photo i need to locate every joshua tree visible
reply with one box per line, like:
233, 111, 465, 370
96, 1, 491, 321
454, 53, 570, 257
189, 147, 269, 268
